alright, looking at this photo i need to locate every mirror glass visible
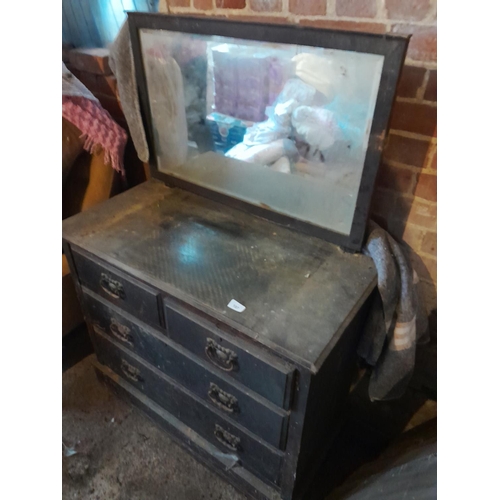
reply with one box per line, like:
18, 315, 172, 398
140, 29, 384, 235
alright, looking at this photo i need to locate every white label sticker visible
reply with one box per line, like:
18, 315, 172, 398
227, 299, 246, 313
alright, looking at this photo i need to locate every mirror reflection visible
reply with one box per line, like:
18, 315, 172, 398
141, 29, 384, 235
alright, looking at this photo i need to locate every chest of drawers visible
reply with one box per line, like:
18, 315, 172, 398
63, 180, 377, 499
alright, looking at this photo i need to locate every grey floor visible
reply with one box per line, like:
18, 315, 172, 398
62, 356, 245, 500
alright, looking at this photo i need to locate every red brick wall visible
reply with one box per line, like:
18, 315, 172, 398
159, 0, 437, 310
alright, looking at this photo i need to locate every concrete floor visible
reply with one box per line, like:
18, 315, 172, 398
62, 356, 245, 500
63, 355, 436, 500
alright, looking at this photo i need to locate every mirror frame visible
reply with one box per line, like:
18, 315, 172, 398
127, 12, 409, 251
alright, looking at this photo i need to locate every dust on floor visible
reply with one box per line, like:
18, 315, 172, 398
62, 356, 245, 500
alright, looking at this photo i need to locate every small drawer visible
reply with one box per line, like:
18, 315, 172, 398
164, 303, 295, 410
84, 289, 289, 450
71, 247, 161, 327
91, 330, 283, 486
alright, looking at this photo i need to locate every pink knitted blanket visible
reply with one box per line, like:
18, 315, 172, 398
62, 95, 127, 175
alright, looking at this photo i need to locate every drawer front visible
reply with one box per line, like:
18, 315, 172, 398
91, 330, 283, 486
84, 289, 289, 450
165, 304, 295, 410
71, 248, 161, 327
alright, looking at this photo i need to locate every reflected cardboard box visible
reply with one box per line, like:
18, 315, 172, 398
206, 112, 253, 154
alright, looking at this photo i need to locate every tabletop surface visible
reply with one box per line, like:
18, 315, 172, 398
63, 179, 376, 370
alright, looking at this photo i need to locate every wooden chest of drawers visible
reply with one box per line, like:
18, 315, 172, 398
63, 180, 376, 500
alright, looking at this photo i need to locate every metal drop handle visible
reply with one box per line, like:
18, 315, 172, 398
110, 318, 134, 346
208, 383, 239, 413
99, 273, 125, 300
121, 359, 142, 383
205, 338, 238, 372
214, 424, 241, 452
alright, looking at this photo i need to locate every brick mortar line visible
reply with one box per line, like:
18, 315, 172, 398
228, 12, 436, 29
427, 0, 438, 24
259, 14, 437, 29
404, 59, 437, 70
167, 3, 440, 67
405, 221, 436, 234
293, 15, 388, 24
423, 143, 437, 170
419, 278, 436, 291
417, 249, 437, 261
413, 192, 437, 203
396, 192, 437, 205
416, 69, 430, 101
376, 187, 437, 206
373, 212, 438, 258
371, 211, 437, 236
395, 96, 437, 107
283, 0, 289, 16
390, 130, 437, 143
375, 190, 437, 210
171, 7, 283, 16
397, 224, 437, 257
306, 16, 437, 27
382, 158, 437, 174
376, 0, 387, 19
179, 6, 438, 28
421, 167, 437, 175
420, 273, 437, 285
327, 0, 336, 17
381, 164, 437, 176
168, 6, 196, 13
408, 229, 425, 247
381, 17, 437, 26
410, 167, 436, 176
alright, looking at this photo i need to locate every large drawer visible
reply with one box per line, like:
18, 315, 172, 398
91, 330, 283, 486
164, 302, 295, 410
84, 288, 289, 450
93, 360, 280, 500
71, 247, 161, 327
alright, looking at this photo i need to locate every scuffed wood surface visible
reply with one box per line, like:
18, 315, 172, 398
63, 180, 376, 369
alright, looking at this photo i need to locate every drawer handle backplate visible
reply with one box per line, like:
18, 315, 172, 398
99, 273, 125, 300
214, 424, 241, 452
121, 359, 142, 383
110, 318, 134, 346
208, 383, 239, 413
205, 338, 238, 372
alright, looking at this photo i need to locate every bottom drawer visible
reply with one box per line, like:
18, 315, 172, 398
91, 329, 283, 486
